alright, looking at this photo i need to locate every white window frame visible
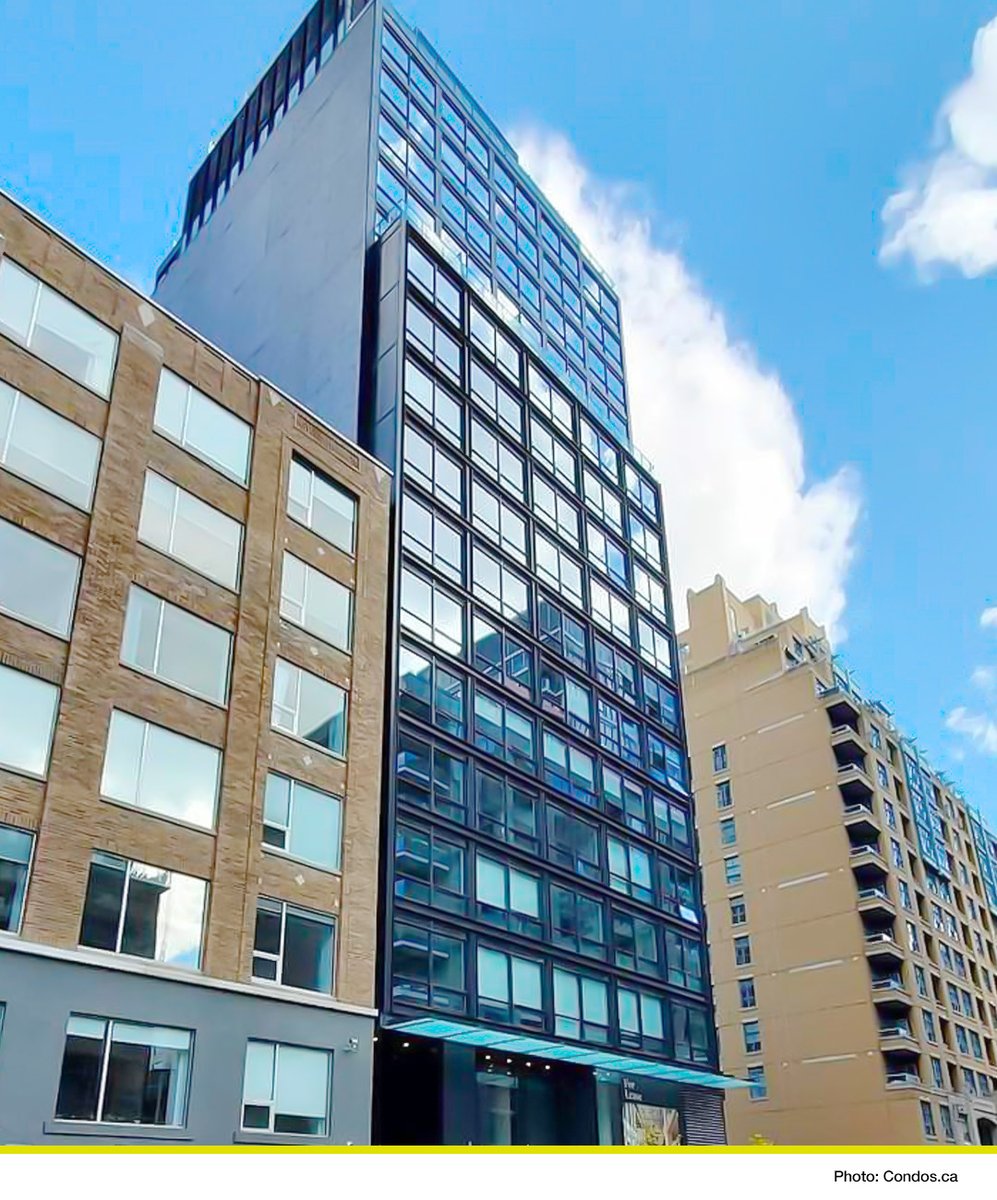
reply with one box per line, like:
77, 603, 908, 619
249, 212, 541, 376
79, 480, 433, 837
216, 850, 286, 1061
262, 772, 343, 874
100, 710, 221, 831
79, 851, 207, 969
0, 381, 101, 510
271, 658, 349, 759
287, 457, 358, 555
56, 1016, 192, 1128
153, 368, 252, 485
0, 821, 35, 935
138, 471, 243, 590
240, 1040, 332, 1137
279, 553, 354, 654
0, 516, 81, 639
252, 897, 337, 993
0, 258, 118, 397
0, 662, 60, 780
120, 585, 232, 706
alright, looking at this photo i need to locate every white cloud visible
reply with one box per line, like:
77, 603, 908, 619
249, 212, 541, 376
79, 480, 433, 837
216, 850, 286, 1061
945, 602, 997, 759
881, 16, 997, 276
971, 664, 997, 692
946, 706, 997, 755
513, 128, 861, 635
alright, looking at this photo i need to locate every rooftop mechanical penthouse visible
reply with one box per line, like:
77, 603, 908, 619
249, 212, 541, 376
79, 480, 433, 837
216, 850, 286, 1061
153, 0, 743, 1144
155, 0, 631, 451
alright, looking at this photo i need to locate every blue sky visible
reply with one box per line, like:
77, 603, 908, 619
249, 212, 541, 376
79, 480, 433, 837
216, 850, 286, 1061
2, 0, 996, 821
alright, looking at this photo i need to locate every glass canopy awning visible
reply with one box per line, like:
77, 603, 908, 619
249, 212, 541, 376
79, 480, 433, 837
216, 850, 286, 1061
386, 1017, 750, 1089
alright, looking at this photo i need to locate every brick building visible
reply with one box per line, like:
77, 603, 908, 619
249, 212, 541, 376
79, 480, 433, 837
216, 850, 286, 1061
0, 193, 391, 1145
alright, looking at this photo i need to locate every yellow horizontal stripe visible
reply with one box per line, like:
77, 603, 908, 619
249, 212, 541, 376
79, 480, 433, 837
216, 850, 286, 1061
0, 1144, 994, 1154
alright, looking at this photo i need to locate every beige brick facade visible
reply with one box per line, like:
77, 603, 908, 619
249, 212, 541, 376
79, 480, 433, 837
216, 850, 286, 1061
681, 577, 997, 1146
0, 194, 391, 1011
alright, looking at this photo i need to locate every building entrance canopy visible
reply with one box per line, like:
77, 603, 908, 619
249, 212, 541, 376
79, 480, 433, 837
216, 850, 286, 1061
388, 1017, 750, 1089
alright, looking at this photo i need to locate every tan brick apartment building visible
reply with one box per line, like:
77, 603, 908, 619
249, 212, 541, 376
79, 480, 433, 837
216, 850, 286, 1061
681, 577, 997, 1146
0, 193, 391, 1144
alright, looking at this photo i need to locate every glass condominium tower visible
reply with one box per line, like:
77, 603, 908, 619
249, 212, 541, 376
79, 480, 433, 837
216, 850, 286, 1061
155, 0, 742, 1144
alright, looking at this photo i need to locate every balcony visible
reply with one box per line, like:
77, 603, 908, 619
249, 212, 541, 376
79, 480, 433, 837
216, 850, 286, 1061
871, 976, 912, 1012
824, 690, 861, 732
844, 803, 881, 839
848, 840, 883, 862
850, 843, 888, 885
883, 1048, 923, 1089
864, 931, 905, 967
879, 1023, 919, 1053
831, 726, 867, 767
885, 1070, 924, 1090
838, 763, 874, 805
857, 886, 896, 920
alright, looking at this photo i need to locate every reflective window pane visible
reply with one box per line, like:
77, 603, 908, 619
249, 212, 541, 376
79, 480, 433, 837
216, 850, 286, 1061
138, 471, 243, 590
271, 659, 348, 757
279, 553, 353, 653
263, 772, 342, 872
154, 368, 252, 485
101, 710, 221, 830
0, 822, 34, 933
0, 517, 80, 638
253, 897, 336, 994
242, 1041, 331, 1136
0, 662, 59, 778
0, 259, 118, 397
121, 586, 232, 704
79, 852, 207, 969
54, 1016, 191, 1126
288, 458, 357, 554
0, 381, 101, 509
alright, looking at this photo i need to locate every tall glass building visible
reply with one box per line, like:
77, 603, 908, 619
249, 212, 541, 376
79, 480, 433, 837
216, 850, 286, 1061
155, 0, 744, 1144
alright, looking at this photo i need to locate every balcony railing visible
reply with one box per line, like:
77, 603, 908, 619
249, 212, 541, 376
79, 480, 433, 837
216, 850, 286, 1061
864, 932, 899, 947
880, 1026, 915, 1041
849, 844, 883, 859
885, 1072, 922, 1088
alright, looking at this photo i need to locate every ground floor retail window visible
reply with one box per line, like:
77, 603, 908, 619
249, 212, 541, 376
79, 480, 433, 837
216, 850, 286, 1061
54, 1015, 191, 1127
241, 1040, 332, 1136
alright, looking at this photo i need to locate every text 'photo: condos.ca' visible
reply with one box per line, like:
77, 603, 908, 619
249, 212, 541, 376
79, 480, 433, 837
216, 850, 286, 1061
150, 0, 750, 1146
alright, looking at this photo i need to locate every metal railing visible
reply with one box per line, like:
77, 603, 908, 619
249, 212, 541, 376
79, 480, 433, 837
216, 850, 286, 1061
849, 844, 883, 859
844, 803, 875, 818
865, 932, 898, 945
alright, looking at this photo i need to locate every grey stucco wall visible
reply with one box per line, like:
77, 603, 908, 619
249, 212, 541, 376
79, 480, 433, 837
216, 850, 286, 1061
153, 3, 378, 442
0, 946, 374, 1146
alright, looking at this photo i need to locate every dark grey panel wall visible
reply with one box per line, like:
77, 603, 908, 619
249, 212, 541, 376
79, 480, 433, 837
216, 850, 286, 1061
0, 948, 374, 1146
153, 4, 378, 441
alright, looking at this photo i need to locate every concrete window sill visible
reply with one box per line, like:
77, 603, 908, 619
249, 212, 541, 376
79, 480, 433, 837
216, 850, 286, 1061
42, 1121, 193, 1142
231, 1130, 340, 1146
